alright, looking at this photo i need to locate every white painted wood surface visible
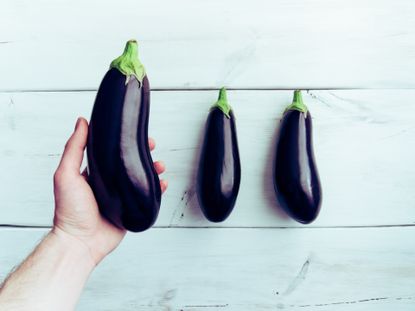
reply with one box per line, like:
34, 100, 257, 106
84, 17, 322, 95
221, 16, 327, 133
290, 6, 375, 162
1, 90, 415, 227
1, 0, 415, 90
1, 227, 414, 310
2, 0, 415, 309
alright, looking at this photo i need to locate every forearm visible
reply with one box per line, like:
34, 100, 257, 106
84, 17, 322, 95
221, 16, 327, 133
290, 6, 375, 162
0, 229, 95, 311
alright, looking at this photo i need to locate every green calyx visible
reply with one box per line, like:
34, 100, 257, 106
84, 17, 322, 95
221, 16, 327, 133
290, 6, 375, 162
212, 87, 231, 118
110, 40, 146, 83
284, 90, 308, 115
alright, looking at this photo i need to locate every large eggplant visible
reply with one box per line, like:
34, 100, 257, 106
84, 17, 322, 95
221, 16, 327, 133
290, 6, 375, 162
196, 88, 241, 222
86, 40, 161, 232
273, 90, 322, 224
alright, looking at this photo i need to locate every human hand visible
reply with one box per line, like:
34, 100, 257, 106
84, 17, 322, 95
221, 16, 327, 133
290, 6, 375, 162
52, 117, 167, 265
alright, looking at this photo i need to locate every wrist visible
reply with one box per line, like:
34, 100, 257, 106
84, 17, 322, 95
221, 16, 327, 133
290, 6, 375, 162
49, 227, 96, 270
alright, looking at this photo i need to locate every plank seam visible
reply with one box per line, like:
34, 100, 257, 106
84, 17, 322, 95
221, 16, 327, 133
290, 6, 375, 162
1, 224, 415, 230
2, 87, 415, 93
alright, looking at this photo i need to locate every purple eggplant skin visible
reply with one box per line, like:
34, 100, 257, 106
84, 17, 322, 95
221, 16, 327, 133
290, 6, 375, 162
87, 67, 161, 232
196, 88, 241, 222
273, 91, 322, 224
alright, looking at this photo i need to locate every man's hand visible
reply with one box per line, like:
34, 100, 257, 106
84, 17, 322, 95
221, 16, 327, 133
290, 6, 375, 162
52, 117, 167, 265
0, 117, 167, 310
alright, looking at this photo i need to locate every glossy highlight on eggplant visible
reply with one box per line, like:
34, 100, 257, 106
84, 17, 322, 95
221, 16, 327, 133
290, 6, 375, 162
87, 40, 161, 232
196, 88, 241, 222
273, 90, 322, 224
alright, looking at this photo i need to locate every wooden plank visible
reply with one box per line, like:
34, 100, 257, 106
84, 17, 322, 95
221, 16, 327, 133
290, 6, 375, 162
0, 227, 414, 310
1, 0, 415, 90
1, 90, 415, 227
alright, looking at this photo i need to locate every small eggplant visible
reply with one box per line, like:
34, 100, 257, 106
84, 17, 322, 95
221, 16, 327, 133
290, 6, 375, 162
273, 90, 322, 224
87, 40, 161, 232
196, 88, 241, 222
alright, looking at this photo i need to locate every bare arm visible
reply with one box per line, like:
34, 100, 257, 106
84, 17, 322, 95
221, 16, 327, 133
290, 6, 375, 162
0, 117, 167, 310
0, 230, 94, 311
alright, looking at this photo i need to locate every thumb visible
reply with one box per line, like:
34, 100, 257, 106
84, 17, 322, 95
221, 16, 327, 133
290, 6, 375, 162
57, 117, 89, 174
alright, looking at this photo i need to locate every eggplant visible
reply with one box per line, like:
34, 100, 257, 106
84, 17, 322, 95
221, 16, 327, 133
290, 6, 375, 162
86, 40, 161, 232
196, 88, 241, 222
273, 90, 322, 224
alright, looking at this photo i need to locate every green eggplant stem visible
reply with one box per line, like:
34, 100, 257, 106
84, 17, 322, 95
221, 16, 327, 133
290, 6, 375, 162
110, 40, 146, 83
285, 90, 308, 115
212, 87, 231, 118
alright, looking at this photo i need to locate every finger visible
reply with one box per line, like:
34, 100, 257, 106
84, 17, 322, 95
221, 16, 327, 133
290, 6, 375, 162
58, 117, 88, 174
148, 137, 155, 151
160, 179, 168, 193
153, 161, 165, 175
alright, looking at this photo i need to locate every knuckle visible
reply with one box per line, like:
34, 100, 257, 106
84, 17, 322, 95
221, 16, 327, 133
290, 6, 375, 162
53, 169, 68, 184
53, 170, 62, 184
64, 140, 72, 151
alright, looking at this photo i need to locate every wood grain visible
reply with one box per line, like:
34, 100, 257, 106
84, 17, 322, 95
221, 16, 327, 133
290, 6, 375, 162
1, 0, 415, 90
1, 90, 414, 227
1, 1, 415, 309
0, 227, 414, 310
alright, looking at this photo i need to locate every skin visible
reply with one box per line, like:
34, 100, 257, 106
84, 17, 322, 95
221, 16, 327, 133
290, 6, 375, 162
0, 117, 167, 310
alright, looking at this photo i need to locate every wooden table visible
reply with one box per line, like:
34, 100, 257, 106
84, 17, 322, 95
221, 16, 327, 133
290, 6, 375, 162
1, 0, 415, 310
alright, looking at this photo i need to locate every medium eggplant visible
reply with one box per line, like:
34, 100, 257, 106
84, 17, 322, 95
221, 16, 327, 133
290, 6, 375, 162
196, 88, 241, 222
87, 40, 161, 232
273, 90, 322, 224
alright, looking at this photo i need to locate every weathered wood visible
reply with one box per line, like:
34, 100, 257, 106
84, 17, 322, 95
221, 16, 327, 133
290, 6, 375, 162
0, 227, 414, 310
1, 90, 414, 227
1, 1, 414, 309
1, 0, 415, 90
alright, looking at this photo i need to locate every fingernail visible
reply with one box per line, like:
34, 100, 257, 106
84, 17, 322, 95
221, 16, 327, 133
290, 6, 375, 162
75, 118, 81, 130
